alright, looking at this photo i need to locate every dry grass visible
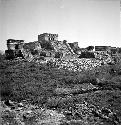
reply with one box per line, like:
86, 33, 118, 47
1, 53, 121, 124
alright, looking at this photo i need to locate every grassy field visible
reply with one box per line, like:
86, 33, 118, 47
1, 53, 121, 124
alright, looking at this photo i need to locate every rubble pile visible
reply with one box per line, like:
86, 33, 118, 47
94, 51, 113, 64
21, 49, 35, 62
6, 52, 113, 72
54, 58, 102, 72
20, 57, 102, 72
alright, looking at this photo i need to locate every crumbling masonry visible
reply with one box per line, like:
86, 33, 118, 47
5, 33, 121, 66
5, 33, 75, 61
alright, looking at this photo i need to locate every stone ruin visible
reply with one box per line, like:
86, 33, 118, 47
94, 46, 121, 64
5, 33, 121, 65
5, 39, 24, 59
5, 33, 76, 61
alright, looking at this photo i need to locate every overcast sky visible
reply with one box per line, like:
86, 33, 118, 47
0, 0, 120, 51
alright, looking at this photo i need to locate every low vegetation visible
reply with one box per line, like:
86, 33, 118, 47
1, 52, 121, 124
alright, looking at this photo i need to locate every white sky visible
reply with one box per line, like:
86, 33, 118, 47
0, 0, 120, 51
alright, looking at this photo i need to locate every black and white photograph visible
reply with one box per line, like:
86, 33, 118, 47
0, 0, 121, 124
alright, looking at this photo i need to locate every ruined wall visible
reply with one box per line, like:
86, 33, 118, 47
7, 39, 24, 50
7, 39, 16, 50
6, 34, 120, 64
94, 46, 118, 64
48, 58, 102, 72
5, 39, 24, 59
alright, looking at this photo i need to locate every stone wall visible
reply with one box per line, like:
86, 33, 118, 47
7, 39, 24, 50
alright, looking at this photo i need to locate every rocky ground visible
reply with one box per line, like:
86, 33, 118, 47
1, 56, 121, 125
1, 89, 121, 125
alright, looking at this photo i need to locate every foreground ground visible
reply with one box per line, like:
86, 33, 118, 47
1, 55, 121, 125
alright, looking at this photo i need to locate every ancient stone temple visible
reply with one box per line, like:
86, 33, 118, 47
5, 33, 76, 60
38, 33, 58, 41
38, 33, 75, 57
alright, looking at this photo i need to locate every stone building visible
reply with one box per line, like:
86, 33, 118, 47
95, 46, 111, 53
7, 39, 24, 50
38, 33, 58, 41
110, 47, 120, 63
5, 39, 24, 59
38, 33, 58, 50
38, 33, 75, 57
94, 46, 112, 64
5, 33, 76, 60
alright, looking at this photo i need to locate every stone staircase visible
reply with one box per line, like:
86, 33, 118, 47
51, 41, 75, 57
